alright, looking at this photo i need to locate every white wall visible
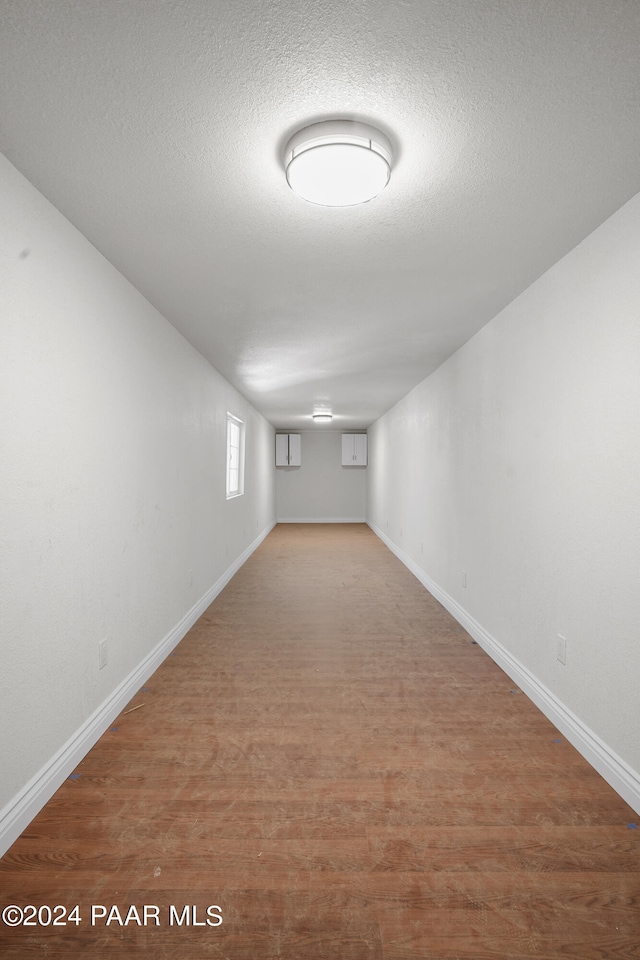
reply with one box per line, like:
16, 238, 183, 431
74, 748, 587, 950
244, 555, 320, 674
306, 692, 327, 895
276, 430, 367, 522
368, 191, 640, 811
0, 154, 275, 849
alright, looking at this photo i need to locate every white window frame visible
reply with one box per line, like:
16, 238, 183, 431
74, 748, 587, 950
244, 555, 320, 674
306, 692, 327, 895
226, 413, 245, 499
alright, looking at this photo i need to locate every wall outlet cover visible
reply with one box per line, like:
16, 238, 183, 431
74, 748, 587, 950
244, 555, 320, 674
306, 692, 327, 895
557, 634, 567, 665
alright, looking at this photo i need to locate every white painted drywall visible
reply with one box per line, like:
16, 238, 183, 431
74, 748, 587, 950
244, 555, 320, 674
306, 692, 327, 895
0, 154, 275, 816
368, 190, 640, 784
276, 430, 367, 522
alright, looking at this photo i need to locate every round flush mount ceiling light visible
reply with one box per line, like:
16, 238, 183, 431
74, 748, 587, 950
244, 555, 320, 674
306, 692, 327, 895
285, 120, 392, 207
312, 413, 333, 423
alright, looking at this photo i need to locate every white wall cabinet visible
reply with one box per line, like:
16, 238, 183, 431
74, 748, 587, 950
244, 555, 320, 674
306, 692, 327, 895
275, 433, 301, 466
341, 433, 367, 466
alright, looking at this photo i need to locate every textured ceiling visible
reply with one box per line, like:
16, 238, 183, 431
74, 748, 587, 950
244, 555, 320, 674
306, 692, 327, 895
2, 0, 640, 428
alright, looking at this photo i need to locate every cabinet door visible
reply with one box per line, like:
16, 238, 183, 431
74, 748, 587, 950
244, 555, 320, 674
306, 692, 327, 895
275, 434, 289, 466
353, 434, 367, 465
288, 433, 302, 466
341, 434, 354, 465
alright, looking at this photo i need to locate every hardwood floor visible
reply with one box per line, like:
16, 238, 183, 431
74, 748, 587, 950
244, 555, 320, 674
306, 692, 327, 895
1, 523, 638, 958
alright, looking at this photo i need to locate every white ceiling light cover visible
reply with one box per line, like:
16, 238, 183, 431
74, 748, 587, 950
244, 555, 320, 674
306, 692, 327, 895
285, 120, 392, 206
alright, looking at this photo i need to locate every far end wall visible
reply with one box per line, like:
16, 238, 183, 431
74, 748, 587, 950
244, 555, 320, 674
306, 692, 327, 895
276, 430, 367, 522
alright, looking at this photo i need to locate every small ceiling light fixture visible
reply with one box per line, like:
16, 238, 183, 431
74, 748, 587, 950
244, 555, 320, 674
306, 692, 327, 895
285, 120, 392, 207
312, 413, 333, 423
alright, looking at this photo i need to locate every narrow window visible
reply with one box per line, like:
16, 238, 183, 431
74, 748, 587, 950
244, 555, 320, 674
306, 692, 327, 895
226, 413, 245, 498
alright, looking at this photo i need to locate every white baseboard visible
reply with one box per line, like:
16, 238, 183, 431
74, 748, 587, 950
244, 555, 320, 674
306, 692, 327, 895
368, 521, 640, 816
276, 517, 367, 523
0, 520, 276, 858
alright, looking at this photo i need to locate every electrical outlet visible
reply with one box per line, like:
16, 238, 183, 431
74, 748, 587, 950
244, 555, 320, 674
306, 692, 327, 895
189, 569, 193, 587
557, 634, 566, 665
99, 639, 108, 670
462, 571, 467, 588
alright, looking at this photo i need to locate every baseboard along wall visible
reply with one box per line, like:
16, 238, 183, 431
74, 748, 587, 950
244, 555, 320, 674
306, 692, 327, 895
368, 521, 640, 817
0, 521, 276, 858
276, 517, 367, 523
